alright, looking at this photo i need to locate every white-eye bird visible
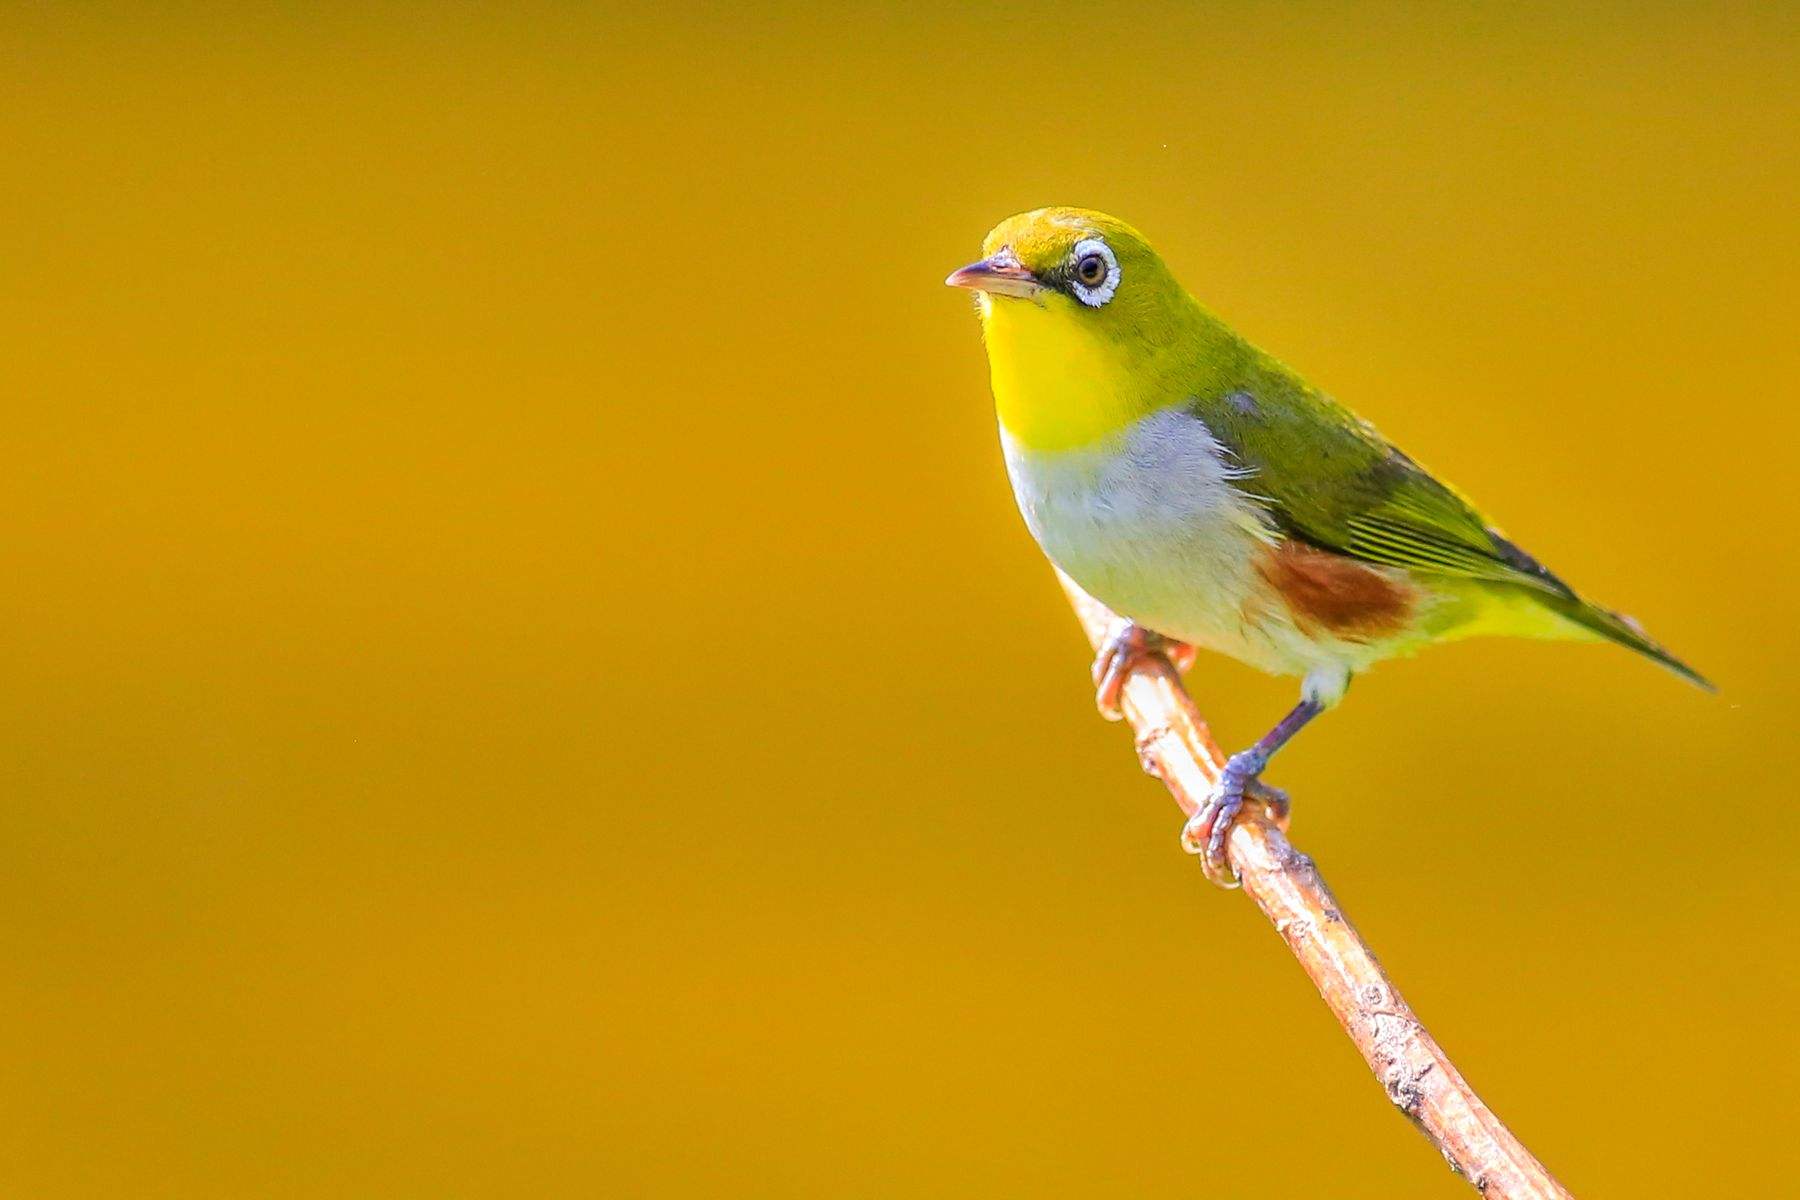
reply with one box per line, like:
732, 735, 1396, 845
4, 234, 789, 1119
947, 207, 1709, 878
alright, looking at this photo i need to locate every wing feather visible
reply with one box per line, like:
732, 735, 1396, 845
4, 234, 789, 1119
1184, 356, 1708, 688
1190, 380, 1569, 598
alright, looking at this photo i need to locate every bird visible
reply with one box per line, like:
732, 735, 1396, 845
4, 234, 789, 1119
946, 206, 1709, 880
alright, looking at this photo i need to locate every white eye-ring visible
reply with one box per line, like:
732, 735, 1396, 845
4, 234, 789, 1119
1068, 238, 1120, 307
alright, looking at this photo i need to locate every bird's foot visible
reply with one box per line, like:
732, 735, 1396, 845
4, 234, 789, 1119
1091, 622, 1195, 721
1179, 749, 1285, 887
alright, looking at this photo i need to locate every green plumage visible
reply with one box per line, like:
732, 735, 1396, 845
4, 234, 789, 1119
953, 205, 1710, 874
1184, 322, 1713, 690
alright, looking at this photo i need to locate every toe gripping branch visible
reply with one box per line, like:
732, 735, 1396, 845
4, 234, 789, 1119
1089, 612, 1316, 887
1086, 617, 1283, 888
1181, 696, 1319, 881
1179, 749, 1290, 886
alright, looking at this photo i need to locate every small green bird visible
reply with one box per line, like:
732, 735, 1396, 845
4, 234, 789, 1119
947, 207, 1709, 876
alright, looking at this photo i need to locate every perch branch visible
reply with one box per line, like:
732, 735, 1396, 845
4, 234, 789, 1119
1058, 571, 1573, 1200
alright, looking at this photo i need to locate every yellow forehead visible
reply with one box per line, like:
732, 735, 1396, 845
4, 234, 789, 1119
981, 207, 1147, 275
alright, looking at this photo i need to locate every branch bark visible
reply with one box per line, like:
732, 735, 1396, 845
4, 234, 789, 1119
1058, 572, 1574, 1199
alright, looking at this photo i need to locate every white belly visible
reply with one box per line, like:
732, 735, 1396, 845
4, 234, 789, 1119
1003, 407, 1315, 678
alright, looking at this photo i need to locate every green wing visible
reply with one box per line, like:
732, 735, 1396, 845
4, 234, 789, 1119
1189, 362, 1711, 689
1337, 465, 1569, 598
1191, 367, 1567, 596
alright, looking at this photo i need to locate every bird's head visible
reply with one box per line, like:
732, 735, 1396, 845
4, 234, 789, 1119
946, 207, 1185, 328
947, 207, 1205, 450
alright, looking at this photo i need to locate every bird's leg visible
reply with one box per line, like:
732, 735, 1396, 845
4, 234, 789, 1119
1091, 621, 1196, 721
1182, 697, 1324, 884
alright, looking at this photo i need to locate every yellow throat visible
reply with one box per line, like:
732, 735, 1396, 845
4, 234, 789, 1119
980, 294, 1159, 454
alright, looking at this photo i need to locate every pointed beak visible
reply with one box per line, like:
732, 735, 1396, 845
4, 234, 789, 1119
944, 248, 1042, 300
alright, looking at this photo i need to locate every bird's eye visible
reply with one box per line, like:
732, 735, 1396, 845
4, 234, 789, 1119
1066, 238, 1119, 307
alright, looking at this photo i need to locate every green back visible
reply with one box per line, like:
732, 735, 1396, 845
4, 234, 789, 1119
1181, 322, 1711, 689
1185, 335, 1568, 595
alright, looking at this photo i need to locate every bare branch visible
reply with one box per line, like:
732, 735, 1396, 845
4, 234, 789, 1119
1058, 572, 1574, 1199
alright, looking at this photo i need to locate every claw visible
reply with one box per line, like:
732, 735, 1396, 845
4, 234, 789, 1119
1180, 781, 1246, 886
1091, 622, 1193, 721
1247, 778, 1290, 827
1179, 749, 1281, 887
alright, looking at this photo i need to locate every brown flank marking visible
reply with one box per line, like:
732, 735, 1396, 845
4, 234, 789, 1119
1256, 540, 1416, 638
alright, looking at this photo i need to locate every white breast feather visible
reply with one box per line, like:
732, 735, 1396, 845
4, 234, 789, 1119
1002, 407, 1358, 682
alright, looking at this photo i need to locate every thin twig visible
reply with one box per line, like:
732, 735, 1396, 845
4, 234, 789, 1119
1058, 572, 1574, 1199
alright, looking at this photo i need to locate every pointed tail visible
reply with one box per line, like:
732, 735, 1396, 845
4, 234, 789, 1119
1547, 595, 1714, 692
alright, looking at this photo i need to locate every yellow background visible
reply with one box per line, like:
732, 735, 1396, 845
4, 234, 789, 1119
4, 5, 1795, 1195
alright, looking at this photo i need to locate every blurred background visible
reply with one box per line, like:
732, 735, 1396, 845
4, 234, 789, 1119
3, 3, 1795, 1195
